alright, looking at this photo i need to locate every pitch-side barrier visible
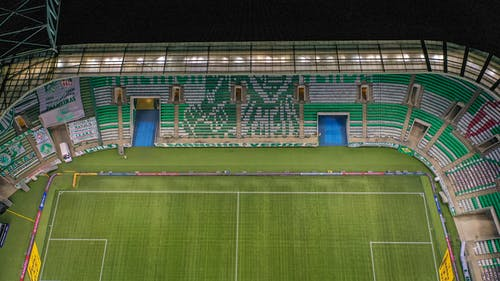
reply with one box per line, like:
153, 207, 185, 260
19, 173, 58, 281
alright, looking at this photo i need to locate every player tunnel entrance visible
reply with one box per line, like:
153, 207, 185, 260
318, 114, 348, 146
132, 97, 159, 147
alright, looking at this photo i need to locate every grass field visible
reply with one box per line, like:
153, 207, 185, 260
40, 175, 439, 281
0, 147, 462, 281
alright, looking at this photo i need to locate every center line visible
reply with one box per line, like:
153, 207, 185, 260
234, 192, 240, 281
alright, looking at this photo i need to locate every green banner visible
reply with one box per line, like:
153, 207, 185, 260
32, 128, 55, 158
0, 141, 26, 167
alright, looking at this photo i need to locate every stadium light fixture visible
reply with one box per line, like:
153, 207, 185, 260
156, 56, 165, 64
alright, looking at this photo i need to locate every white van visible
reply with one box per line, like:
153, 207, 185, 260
59, 142, 72, 163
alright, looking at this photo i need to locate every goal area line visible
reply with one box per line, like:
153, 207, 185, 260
369, 241, 439, 281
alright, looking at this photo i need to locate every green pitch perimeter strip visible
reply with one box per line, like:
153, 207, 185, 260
40, 190, 439, 281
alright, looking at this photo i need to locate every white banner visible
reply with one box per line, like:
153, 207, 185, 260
37, 78, 82, 113
39, 101, 85, 128
68, 117, 99, 144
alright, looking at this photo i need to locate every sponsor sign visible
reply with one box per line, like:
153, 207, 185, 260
439, 249, 455, 281
27, 242, 41, 281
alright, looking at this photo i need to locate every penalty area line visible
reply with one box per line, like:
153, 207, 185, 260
234, 192, 240, 281
60, 190, 424, 196
44, 238, 108, 281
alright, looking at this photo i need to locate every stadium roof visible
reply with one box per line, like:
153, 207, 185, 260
1, 39, 498, 116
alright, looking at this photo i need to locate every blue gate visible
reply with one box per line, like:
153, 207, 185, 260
133, 110, 158, 147
318, 115, 348, 146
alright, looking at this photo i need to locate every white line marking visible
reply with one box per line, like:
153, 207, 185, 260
45, 238, 108, 281
370, 241, 432, 245
100, 240, 108, 281
370, 241, 435, 281
40, 191, 63, 278
60, 190, 424, 195
234, 192, 240, 281
50, 238, 107, 241
422, 195, 440, 281
370, 242, 377, 281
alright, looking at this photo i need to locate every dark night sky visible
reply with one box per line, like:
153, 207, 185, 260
58, 0, 499, 55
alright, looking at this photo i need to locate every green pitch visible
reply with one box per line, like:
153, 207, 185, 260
41, 175, 439, 281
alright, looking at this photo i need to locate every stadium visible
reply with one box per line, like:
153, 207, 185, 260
0, 1, 498, 281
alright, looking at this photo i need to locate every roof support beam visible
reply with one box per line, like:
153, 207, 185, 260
491, 79, 499, 92
460, 46, 469, 77
476, 53, 492, 83
421, 40, 431, 72
377, 43, 385, 72
443, 41, 448, 73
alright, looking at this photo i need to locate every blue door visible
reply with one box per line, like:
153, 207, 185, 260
318, 115, 347, 146
133, 110, 158, 147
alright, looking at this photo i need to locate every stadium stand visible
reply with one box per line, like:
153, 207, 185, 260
80, 77, 96, 117
302, 74, 368, 138
371, 74, 411, 104
160, 99, 175, 137
474, 239, 500, 255
429, 126, 470, 166
0, 73, 498, 201
478, 258, 500, 281
366, 103, 407, 139
405, 108, 445, 149
414, 74, 477, 104
308, 74, 358, 103
457, 93, 500, 145
93, 85, 119, 143
179, 76, 237, 138
0, 129, 40, 179
485, 147, 500, 162
458, 192, 500, 218
242, 76, 298, 137
23, 104, 41, 128
303, 103, 363, 138
420, 89, 452, 118
446, 154, 499, 195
